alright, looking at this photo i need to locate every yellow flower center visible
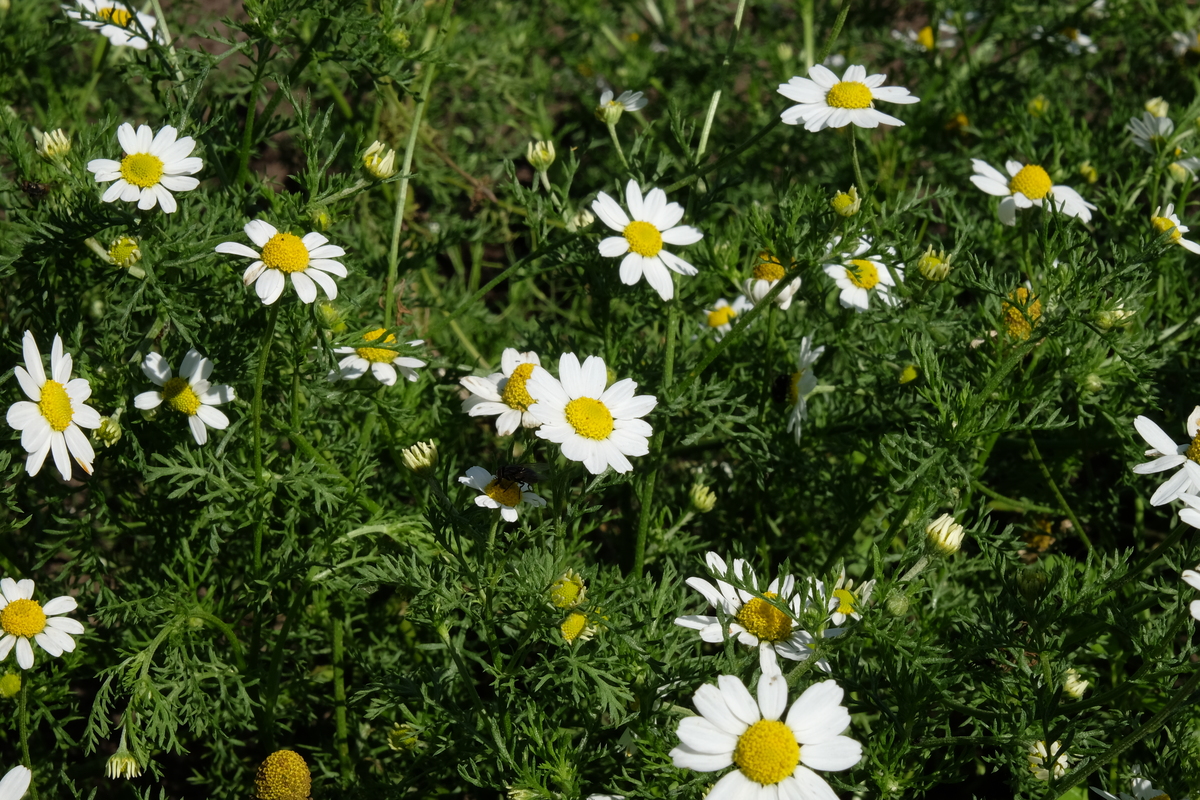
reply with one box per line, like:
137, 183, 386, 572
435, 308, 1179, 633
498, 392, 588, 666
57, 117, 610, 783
98, 5, 133, 25
916, 26, 935, 50
846, 259, 880, 289
0, 598, 47, 638
500, 362, 537, 411
549, 574, 585, 608
560, 612, 589, 642
833, 588, 857, 615
1002, 287, 1043, 341
38, 379, 75, 432
1061, 27, 1079, 41
255, 750, 311, 800
483, 477, 522, 508
623, 220, 663, 257
261, 232, 310, 274
1185, 433, 1200, 464
162, 376, 201, 416
735, 593, 793, 643
825, 80, 873, 109
708, 306, 737, 328
787, 371, 803, 406
564, 397, 614, 440
754, 252, 785, 282
1009, 165, 1052, 200
945, 112, 969, 132
1152, 216, 1183, 242
119, 152, 164, 189
107, 236, 141, 267
733, 719, 800, 785
0, 673, 20, 698
355, 329, 399, 364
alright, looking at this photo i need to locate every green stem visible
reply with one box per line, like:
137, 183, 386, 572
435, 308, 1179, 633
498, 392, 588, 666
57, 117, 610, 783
19, 675, 36, 800
332, 609, 352, 781
970, 480, 1064, 515
147, 0, 188, 99
444, 236, 573, 324
385, 0, 456, 327
695, 0, 747, 161
252, 303, 281, 572
606, 121, 630, 170
1025, 429, 1091, 551
237, 44, 269, 186
849, 127, 867, 199
800, 0, 815, 70
815, 0, 852, 66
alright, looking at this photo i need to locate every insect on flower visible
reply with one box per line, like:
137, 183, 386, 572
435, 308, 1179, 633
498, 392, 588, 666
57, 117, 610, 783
496, 463, 547, 486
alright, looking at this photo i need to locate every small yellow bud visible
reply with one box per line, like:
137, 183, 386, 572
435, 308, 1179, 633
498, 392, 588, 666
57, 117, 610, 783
92, 409, 123, 449
363, 140, 397, 180
1027, 95, 1049, 117
527, 140, 556, 172
776, 42, 794, 62
1062, 669, 1089, 699
945, 112, 969, 134
308, 207, 332, 232
107, 236, 142, 269
386, 723, 420, 752
898, 364, 919, 384
560, 611, 597, 644
1078, 161, 1098, 184
1002, 287, 1042, 341
549, 568, 587, 609
389, 26, 410, 49
689, 483, 717, 513
316, 301, 347, 333
1145, 97, 1170, 118
401, 440, 438, 474
34, 128, 71, 162
830, 185, 861, 217
916, 246, 951, 281
0, 672, 20, 699
926, 513, 965, 555
1094, 302, 1133, 330
255, 750, 311, 800
566, 208, 594, 232
1168, 160, 1193, 183
105, 733, 142, 780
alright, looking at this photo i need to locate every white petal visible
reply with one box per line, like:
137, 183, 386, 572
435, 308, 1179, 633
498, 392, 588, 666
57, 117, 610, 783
800, 736, 863, 771
215, 241, 261, 259
592, 192, 630, 231
717, 675, 760, 726
676, 716, 739, 754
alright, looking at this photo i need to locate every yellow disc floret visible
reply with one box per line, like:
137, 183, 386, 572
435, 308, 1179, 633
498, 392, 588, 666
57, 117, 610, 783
1152, 216, 1183, 243
108, 236, 142, 268
846, 259, 880, 289
916, 26, 935, 50
826, 81, 873, 109
564, 397, 614, 440
98, 5, 133, 25
38, 379, 75, 432
484, 477, 522, 507
501, 362, 537, 411
708, 306, 738, 328
1185, 433, 1200, 464
754, 252, 786, 282
623, 221, 663, 257
735, 593, 793, 643
0, 673, 20, 698
1009, 165, 1052, 200
1002, 287, 1043, 340
255, 750, 311, 800
162, 376, 201, 416
734, 719, 801, 785
560, 612, 592, 643
356, 329, 399, 363
261, 233, 311, 274
549, 569, 587, 609
0, 598, 47, 638
119, 153, 164, 189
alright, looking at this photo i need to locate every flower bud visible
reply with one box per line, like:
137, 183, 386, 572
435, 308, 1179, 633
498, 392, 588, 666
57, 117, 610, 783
386, 723, 419, 751
105, 731, 143, 779
92, 409, 123, 448
34, 128, 71, 162
1018, 565, 1048, 604
527, 140, 556, 172
255, 750, 311, 800
1145, 96, 1170, 118
549, 568, 587, 609
1062, 668, 1089, 699
1080, 373, 1103, 393
401, 440, 438, 474
363, 140, 398, 180
316, 301, 347, 333
308, 206, 332, 232
1027, 94, 1049, 117
107, 236, 142, 269
884, 590, 910, 616
830, 186, 861, 217
566, 208, 594, 233
1094, 302, 1133, 329
916, 246, 951, 281
945, 112, 969, 134
689, 483, 717, 513
926, 513, 965, 555
776, 43, 794, 62
0, 672, 20, 699
1078, 161, 1098, 184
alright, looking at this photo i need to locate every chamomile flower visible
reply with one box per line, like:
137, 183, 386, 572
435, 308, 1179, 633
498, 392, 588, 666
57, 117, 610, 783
969, 159, 1096, 225
1170, 30, 1200, 57
784, 337, 825, 445
592, 179, 704, 301
1035, 26, 1098, 55
1131, 407, 1200, 505
526, 353, 656, 475
1092, 777, 1174, 800
133, 350, 234, 446
215, 220, 347, 305
86, 123, 201, 213
671, 672, 862, 800
1127, 111, 1174, 153
822, 237, 902, 311
6, 331, 102, 481
1182, 563, 1200, 622
459, 466, 546, 523
820, 571, 875, 626
0, 578, 85, 670
1150, 204, 1200, 254
0, 766, 31, 800
64, 0, 158, 49
460, 349, 542, 434
744, 251, 801, 310
702, 297, 751, 340
595, 89, 647, 124
1028, 740, 1070, 781
778, 63, 920, 131
329, 330, 425, 386
675, 552, 826, 674
891, 23, 957, 52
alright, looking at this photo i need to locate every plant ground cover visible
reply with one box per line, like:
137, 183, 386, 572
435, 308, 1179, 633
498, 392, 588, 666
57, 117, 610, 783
3, 0, 1200, 798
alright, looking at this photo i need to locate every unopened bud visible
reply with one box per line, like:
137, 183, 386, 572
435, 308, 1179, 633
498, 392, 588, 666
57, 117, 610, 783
830, 186, 861, 217
107, 236, 142, 269
1078, 161, 1098, 184
105, 730, 142, 779
884, 590, 910, 616
527, 140, 556, 172
363, 141, 397, 180
917, 245, 952, 281
1027, 95, 1049, 117
926, 513, 965, 555
1080, 373, 1103, 393
549, 568, 587, 609
92, 409, 123, 449
566, 208, 594, 232
1094, 303, 1133, 329
316, 301, 346, 333
1018, 565, 1048, 604
1062, 668, 1089, 699
34, 128, 71, 162
387, 723, 419, 751
308, 206, 332, 232
689, 483, 717, 513
401, 440, 438, 474
0, 672, 19, 698
1145, 97, 1169, 118
776, 43, 794, 62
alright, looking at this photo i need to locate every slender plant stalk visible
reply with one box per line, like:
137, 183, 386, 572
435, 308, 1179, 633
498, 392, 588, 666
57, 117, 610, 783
1026, 429, 1092, 551
251, 303, 281, 572
19, 676, 37, 800
385, 0, 457, 328
849, 129, 867, 198
605, 121, 630, 170
800, 0, 815, 70
146, 0, 188, 99
237, 45, 269, 185
332, 608, 352, 781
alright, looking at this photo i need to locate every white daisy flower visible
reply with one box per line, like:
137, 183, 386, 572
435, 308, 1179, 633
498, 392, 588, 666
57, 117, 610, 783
0, 766, 31, 800
1127, 111, 1174, 153
86, 123, 201, 213
592, 179, 704, 301
822, 237, 902, 311
702, 297, 751, 340
890, 24, 957, 52
460, 349, 542, 435
0, 578, 85, 670
215, 220, 347, 305
5, 331, 102, 481
818, 570, 875, 626
1028, 740, 1070, 781
969, 159, 1096, 225
744, 251, 801, 310
133, 349, 235, 446
595, 89, 647, 124
675, 552, 827, 674
328, 330, 425, 386
1092, 776, 1174, 800
1170, 30, 1200, 57
526, 353, 656, 475
458, 466, 546, 523
784, 337, 825, 445
778, 63, 920, 131
1168, 156, 1200, 182
64, 0, 158, 49
1034, 25, 1098, 55
1181, 562, 1200, 622
671, 671, 862, 799
1151, 204, 1200, 254
1131, 407, 1200, 505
